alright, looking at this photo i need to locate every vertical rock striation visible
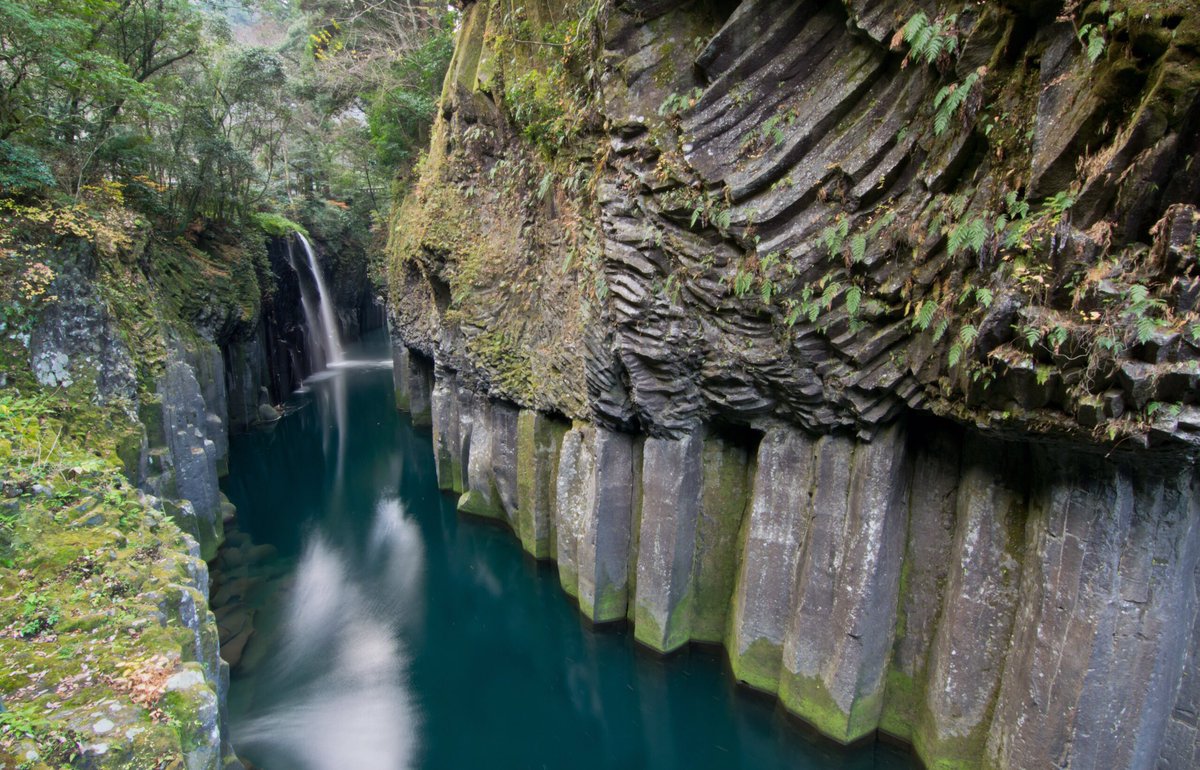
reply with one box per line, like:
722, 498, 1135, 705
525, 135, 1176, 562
391, 356, 1200, 770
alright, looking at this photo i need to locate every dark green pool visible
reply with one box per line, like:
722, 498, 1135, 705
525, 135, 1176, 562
219, 335, 916, 770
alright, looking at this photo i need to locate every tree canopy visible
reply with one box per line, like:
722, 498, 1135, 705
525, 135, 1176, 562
0, 0, 453, 235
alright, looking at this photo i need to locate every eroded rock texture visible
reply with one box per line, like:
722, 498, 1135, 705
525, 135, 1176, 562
388, 0, 1200, 767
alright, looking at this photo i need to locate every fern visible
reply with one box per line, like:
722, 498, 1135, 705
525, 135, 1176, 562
901, 12, 958, 66
821, 217, 850, 257
537, 171, 554, 201
974, 287, 993, 308
933, 69, 982, 136
760, 279, 775, 305
948, 343, 963, 368
932, 317, 950, 343
959, 324, 978, 346
913, 300, 938, 330
733, 270, 754, 297
821, 281, 842, 310
948, 216, 988, 256
846, 285, 863, 316
1135, 315, 1157, 344
1022, 325, 1041, 348
850, 234, 867, 263
867, 210, 897, 239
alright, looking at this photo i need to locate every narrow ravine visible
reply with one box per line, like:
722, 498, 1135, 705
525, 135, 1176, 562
212, 332, 916, 770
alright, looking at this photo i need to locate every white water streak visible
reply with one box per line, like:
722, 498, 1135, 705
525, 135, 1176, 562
295, 233, 344, 365
233, 500, 425, 769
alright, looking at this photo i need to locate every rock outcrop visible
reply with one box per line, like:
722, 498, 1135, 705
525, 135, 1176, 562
387, 0, 1200, 767
395, 361, 1200, 768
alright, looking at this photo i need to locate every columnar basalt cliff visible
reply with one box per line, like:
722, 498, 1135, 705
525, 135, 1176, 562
387, 0, 1200, 767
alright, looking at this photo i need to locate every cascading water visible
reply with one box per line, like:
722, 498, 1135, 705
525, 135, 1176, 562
288, 230, 345, 364
284, 238, 325, 372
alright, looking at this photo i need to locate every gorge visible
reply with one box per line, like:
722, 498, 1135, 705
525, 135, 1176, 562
1, 0, 1198, 768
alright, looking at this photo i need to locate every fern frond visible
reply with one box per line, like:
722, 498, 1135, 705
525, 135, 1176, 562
914, 300, 938, 330
850, 234, 867, 263
846, 285, 862, 316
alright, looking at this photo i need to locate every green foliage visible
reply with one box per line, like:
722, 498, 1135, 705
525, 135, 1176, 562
899, 12, 958, 66
933, 68, 983, 136
0, 708, 84, 767
658, 88, 705, 116
846, 285, 863, 317
849, 233, 867, 263
741, 108, 800, 154
948, 216, 988, 256
498, 2, 607, 160
733, 269, 754, 298
913, 300, 938, 331
1123, 283, 1168, 344
820, 216, 850, 258
1076, 1, 1126, 64
251, 212, 308, 238
0, 141, 55, 195
366, 25, 454, 168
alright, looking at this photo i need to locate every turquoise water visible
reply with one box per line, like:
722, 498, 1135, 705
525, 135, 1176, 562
220, 336, 916, 770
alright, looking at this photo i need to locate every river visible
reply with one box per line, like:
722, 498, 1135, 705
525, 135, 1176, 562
217, 332, 916, 770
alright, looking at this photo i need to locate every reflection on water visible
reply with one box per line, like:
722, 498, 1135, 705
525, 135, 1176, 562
221, 333, 916, 770
232, 505, 421, 770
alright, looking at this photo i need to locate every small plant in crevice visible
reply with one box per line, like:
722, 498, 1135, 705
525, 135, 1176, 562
1061, 0, 1127, 64
658, 87, 705, 117
894, 11, 959, 68
933, 67, 986, 136
740, 106, 800, 157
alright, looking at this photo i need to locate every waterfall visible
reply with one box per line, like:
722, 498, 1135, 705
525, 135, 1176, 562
284, 239, 324, 372
290, 232, 345, 367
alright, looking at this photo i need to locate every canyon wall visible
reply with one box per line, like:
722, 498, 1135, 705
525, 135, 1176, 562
19, 219, 373, 768
387, 0, 1200, 767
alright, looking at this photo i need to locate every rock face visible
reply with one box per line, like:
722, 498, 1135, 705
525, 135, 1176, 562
397, 361, 1200, 768
385, 1, 1200, 765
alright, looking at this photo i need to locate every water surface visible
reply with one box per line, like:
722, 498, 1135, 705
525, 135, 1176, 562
221, 335, 916, 770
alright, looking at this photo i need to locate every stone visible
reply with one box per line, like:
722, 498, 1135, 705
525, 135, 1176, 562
489, 401, 520, 525
728, 426, 817, 693
916, 435, 1028, 767
457, 396, 503, 520
516, 410, 568, 559
779, 424, 910, 743
431, 374, 464, 493
880, 421, 962, 741
576, 427, 635, 624
554, 425, 596, 599
689, 432, 752, 643
633, 431, 703, 652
